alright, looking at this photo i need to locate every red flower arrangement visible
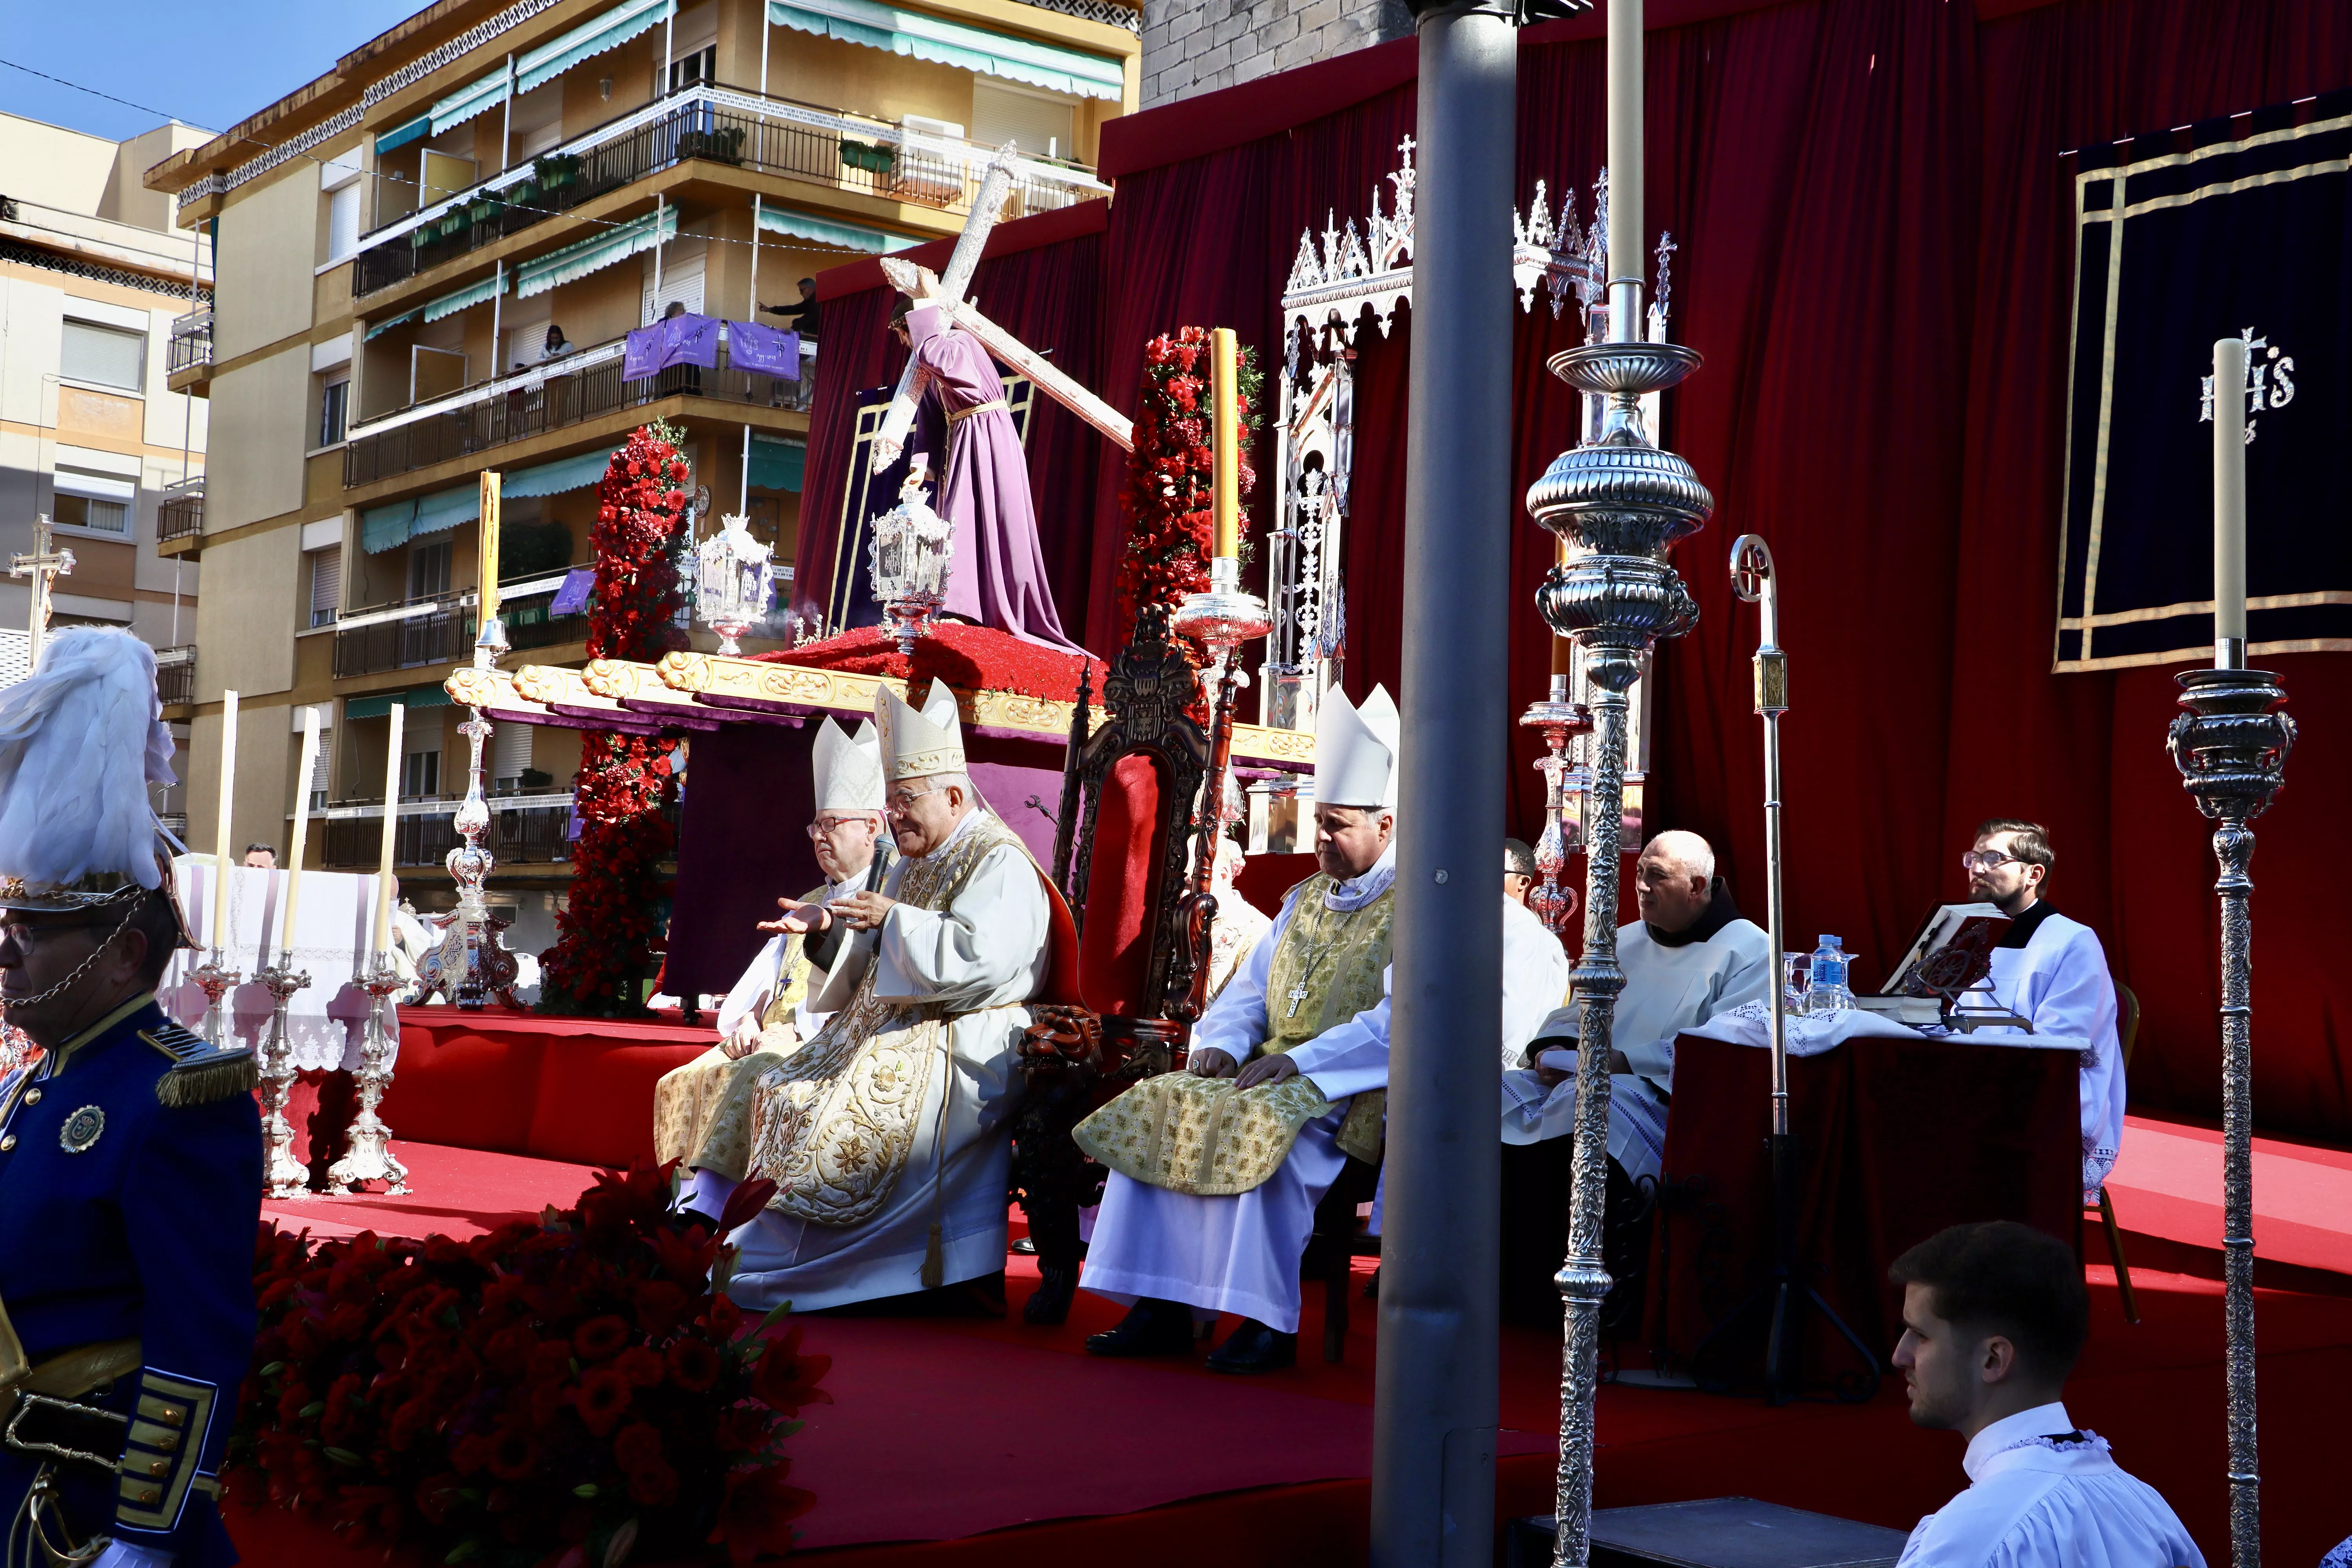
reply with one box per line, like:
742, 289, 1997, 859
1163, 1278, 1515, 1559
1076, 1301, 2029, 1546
540, 424, 691, 1017
228, 1164, 826, 1567
1113, 327, 1263, 650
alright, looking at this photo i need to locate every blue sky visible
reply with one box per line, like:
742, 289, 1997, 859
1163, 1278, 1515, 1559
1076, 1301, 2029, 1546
0, 0, 426, 142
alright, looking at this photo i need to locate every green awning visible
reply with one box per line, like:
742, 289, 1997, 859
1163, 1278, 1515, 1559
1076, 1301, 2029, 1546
375, 116, 432, 155
515, 204, 677, 298
363, 309, 420, 342
749, 435, 805, 492
519, 0, 677, 93
767, 0, 1123, 100
429, 67, 510, 135
345, 686, 456, 720
755, 203, 917, 254
422, 270, 506, 323
363, 447, 619, 553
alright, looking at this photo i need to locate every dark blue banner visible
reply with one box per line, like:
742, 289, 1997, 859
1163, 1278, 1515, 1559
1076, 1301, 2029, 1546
2058, 100, 2352, 670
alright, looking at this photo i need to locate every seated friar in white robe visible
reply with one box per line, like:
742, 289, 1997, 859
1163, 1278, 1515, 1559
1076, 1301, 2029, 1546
1895, 1403, 2203, 1568
1972, 904, 2125, 1204
697, 685, 1061, 1313
1502, 839, 1772, 1187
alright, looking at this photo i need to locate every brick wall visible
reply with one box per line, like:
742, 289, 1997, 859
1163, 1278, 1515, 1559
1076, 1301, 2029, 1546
1140, 0, 1412, 108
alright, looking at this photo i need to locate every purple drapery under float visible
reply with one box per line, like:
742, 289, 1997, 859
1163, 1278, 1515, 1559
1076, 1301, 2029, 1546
903, 305, 1085, 653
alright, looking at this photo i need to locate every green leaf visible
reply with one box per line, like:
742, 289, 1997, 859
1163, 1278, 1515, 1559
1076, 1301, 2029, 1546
573, 1483, 599, 1499
323, 1447, 365, 1468
756, 1300, 796, 1332
258, 1361, 285, 1378
444, 1542, 479, 1564
298, 1402, 326, 1420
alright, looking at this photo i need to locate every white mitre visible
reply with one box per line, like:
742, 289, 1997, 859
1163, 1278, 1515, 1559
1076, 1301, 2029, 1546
874, 681, 965, 782
812, 717, 886, 812
1312, 683, 1399, 809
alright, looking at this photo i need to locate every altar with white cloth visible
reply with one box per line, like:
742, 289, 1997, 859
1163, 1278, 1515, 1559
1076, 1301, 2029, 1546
1645, 1003, 2088, 1377
158, 857, 391, 1073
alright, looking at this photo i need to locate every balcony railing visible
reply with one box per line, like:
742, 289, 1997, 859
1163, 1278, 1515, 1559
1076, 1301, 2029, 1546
158, 479, 203, 546
154, 645, 196, 706
332, 597, 477, 678
167, 309, 213, 377
505, 606, 590, 651
316, 795, 676, 869
343, 334, 810, 488
351, 82, 1108, 298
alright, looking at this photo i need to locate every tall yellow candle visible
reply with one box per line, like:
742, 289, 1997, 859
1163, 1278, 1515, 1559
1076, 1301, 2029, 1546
479, 470, 504, 632
1210, 327, 1240, 560
281, 707, 319, 948
375, 702, 405, 955
212, 690, 239, 953
2212, 337, 2248, 662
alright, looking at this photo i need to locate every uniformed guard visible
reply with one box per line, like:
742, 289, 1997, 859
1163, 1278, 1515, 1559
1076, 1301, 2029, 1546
0, 628, 261, 1568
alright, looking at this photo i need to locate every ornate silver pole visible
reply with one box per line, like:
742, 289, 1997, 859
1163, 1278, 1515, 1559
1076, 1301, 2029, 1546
2167, 666, 2290, 1568
254, 950, 312, 1197
1534, 4, 1711, 1554
442, 615, 513, 1009
328, 954, 410, 1195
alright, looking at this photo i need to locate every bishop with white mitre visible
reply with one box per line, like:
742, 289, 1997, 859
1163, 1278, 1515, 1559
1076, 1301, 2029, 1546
659, 717, 889, 1199
1076, 686, 1564, 1373
717, 682, 1063, 1312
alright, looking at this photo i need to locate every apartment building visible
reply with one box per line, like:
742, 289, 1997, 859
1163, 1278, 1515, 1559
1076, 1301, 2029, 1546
0, 112, 214, 829
143, 0, 1136, 941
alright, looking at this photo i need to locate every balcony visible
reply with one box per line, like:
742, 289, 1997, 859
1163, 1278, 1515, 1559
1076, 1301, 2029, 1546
154, 644, 196, 710
157, 477, 203, 558
332, 595, 477, 678
343, 332, 811, 490
319, 793, 579, 870
351, 83, 1109, 299
166, 308, 213, 394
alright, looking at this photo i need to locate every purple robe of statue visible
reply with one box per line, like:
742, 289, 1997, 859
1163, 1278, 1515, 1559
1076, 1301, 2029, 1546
902, 307, 1083, 653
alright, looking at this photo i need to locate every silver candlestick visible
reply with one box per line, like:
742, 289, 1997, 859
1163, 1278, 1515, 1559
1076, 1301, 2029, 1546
189, 948, 240, 1047
1519, 673, 1592, 935
327, 954, 410, 1195
2167, 664, 2292, 1568
255, 950, 312, 1198
1530, 328, 1710, 1567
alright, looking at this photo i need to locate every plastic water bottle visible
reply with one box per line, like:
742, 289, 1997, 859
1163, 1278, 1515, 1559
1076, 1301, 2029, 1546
1808, 935, 1854, 1014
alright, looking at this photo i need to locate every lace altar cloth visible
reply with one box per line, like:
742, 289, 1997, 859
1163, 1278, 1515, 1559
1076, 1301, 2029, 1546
159, 858, 392, 1073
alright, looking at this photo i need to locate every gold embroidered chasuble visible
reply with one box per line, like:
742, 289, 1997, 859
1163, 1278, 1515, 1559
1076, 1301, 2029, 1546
747, 811, 1034, 1225
1074, 873, 1393, 1196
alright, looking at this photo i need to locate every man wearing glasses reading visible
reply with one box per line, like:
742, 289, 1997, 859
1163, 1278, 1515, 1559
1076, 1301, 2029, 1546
1961, 819, 2125, 1205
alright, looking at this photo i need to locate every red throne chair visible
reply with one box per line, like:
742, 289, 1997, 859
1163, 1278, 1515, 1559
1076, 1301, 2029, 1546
1012, 603, 1209, 1325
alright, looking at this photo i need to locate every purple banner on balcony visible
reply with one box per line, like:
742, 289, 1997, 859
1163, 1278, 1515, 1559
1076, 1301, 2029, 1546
727, 321, 800, 379
622, 313, 722, 380
550, 567, 596, 616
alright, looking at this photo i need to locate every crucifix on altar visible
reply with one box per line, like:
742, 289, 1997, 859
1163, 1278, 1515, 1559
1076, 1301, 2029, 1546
11, 514, 76, 669
861, 149, 1134, 655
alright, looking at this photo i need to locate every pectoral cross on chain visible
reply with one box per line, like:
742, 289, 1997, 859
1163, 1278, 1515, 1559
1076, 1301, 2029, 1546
1285, 980, 1312, 1019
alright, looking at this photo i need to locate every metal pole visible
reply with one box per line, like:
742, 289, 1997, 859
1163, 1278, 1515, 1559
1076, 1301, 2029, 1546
1368, 4, 1515, 1564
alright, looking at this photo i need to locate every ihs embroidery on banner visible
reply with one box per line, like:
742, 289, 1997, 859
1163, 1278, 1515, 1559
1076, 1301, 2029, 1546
59, 1105, 105, 1154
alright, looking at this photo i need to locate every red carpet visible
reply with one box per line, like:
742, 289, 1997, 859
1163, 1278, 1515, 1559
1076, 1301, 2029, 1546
234, 1141, 2352, 1568
2106, 1111, 2352, 1287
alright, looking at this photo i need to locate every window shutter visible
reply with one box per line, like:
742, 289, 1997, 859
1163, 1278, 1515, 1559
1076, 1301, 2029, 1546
309, 549, 342, 620
494, 722, 533, 784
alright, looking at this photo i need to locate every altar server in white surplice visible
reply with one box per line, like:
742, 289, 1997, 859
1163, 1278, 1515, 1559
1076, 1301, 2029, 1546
1959, 819, 2126, 1204
659, 718, 888, 1190
1889, 1221, 2202, 1568
712, 682, 1059, 1313
1501, 829, 1772, 1186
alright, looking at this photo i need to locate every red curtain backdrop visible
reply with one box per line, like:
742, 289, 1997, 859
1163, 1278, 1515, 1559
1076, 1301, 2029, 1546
798, 0, 2352, 1143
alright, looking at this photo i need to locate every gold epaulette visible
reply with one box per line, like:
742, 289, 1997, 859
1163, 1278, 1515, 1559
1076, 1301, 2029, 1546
138, 1021, 258, 1109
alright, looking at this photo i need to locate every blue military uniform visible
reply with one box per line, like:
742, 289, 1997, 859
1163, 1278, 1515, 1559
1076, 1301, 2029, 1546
0, 992, 261, 1567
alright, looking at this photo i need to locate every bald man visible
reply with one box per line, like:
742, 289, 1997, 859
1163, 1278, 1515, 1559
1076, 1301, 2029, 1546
1497, 831, 1772, 1323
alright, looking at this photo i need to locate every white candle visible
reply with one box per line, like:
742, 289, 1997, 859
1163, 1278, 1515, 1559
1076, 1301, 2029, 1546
282, 707, 319, 947
212, 690, 238, 953
1607, 0, 1643, 343
376, 702, 404, 956
2212, 336, 2248, 664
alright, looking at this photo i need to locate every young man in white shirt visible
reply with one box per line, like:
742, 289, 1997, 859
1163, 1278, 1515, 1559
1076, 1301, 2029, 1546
1890, 1220, 2201, 1568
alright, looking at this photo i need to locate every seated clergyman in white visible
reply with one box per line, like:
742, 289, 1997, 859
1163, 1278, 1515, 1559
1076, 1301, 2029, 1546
1958, 818, 2126, 1204
1502, 829, 1771, 1185
1077, 687, 1564, 1374
1889, 1220, 2201, 1567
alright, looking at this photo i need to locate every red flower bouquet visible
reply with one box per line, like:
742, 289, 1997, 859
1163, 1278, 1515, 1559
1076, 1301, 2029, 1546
228, 1164, 824, 1567
1113, 327, 1264, 650
539, 424, 690, 1017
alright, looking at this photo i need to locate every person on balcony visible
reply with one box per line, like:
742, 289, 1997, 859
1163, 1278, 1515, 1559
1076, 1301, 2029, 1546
880, 295, 1084, 654
713, 684, 1069, 1313
659, 718, 888, 1193
761, 278, 821, 339
538, 323, 575, 362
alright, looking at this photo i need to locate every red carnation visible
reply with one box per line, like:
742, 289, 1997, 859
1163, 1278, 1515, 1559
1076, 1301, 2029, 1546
628, 1458, 681, 1507
613, 1421, 665, 1475
572, 1368, 632, 1435
665, 1337, 721, 1392
486, 1426, 540, 1481
615, 1347, 665, 1388
572, 1315, 631, 1361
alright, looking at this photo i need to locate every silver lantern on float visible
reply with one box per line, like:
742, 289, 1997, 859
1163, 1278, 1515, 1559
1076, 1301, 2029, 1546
868, 486, 954, 658
694, 511, 776, 657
